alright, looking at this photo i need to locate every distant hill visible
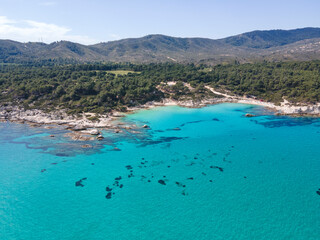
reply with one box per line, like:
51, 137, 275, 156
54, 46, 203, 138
1, 27, 320, 64
91, 34, 241, 63
221, 27, 320, 49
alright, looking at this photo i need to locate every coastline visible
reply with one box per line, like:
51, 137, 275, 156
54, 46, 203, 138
1, 90, 320, 131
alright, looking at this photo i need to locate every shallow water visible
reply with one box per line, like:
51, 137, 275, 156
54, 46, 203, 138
1, 103, 320, 240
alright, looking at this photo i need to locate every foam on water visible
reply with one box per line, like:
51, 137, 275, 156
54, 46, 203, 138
1, 103, 320, 240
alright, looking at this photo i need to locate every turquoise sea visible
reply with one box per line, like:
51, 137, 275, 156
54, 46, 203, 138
1, 103, 320, 240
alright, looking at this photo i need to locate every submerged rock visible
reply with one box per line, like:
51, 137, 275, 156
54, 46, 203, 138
105, 192, 112, 199
125, 165, 133, 170
181, 190, 188, 196
56, 153, 69, 157
185, 162, 196, 166
175, 182, 185, 187
106, 187, 112, 192
128, 173, 134, 178
75, 177, 87, 187
158, 179, 166, 185
65, 132, 94, 141
81, 144, 92, 148
210, 166, 224, 172
75, 181, 83, 187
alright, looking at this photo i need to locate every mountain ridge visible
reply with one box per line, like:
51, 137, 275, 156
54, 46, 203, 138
1, 27, 320, 64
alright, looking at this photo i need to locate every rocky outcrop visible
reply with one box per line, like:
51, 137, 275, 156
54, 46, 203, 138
82, 129, 100, 135
0, 106, 113, 128
65, 132, 94, 141
72, 125, 87, 131
97, 135, 104, 140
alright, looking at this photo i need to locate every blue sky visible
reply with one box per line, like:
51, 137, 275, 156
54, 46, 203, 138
0, 0, 319, 44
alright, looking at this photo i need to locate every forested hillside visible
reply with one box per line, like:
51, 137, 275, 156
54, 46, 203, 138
0, 61, 320, 113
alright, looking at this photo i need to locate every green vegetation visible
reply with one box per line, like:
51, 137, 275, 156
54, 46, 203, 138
0, 61, 319, 114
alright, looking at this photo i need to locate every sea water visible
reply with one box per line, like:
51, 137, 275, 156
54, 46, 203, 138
0, 103, 320, 240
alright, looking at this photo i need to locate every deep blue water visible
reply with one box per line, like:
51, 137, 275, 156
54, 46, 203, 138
1, 103, 320, 240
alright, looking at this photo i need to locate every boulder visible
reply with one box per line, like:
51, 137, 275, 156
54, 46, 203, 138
142, 124, 149, 128
97, 135, 104, 140
245, 113, 255, 117
87, 129, 100, 135
72, 125, 87, 131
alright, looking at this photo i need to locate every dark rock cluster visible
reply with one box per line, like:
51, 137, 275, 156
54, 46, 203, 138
75, 177, 87, 187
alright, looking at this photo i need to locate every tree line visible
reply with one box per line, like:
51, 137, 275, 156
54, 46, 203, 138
0, 61, 319, 114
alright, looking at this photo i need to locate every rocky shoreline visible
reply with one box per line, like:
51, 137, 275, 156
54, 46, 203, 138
1, 93, 320, 133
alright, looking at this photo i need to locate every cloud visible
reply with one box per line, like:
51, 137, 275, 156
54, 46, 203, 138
0, 16, 99, 45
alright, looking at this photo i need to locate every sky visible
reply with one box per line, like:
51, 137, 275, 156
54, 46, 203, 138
0, 0, 319, 45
